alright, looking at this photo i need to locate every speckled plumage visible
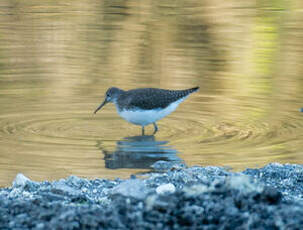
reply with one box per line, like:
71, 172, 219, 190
116, 87, 199, 111
94, 86, 199, 135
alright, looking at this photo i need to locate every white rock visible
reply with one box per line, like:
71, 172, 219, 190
12, 173, 31, 187
156, 183, 176, 195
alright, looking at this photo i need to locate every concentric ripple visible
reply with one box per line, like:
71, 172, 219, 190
153, 105, 303, 171
0, 100, 303, 186
0, 111, 126, 146
1, 106, 303, 164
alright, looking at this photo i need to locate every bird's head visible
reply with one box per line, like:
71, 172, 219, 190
94, 87, 123, 114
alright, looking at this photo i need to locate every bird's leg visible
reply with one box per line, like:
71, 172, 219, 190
141, 126, 145, 136
153, 122, 158, 135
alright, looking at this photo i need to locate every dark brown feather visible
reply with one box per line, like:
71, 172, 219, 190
117, 87, 199, 111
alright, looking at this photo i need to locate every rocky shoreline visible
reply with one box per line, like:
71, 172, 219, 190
1, 163, 303, 229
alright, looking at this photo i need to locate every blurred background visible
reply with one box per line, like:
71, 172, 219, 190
0, 0, 303, 186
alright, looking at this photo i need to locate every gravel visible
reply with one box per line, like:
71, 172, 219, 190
1, 162, 303, 229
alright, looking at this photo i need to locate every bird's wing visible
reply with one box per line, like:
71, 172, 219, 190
117, 88, 198, 111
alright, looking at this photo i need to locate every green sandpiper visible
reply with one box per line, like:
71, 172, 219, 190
94, 86, 199, 135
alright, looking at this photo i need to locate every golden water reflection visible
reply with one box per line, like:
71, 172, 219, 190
0, 0, 303, 186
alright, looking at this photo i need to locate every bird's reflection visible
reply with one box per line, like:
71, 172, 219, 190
97, 135, 182, 169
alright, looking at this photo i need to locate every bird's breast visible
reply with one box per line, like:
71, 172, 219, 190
116, 98, 185, 126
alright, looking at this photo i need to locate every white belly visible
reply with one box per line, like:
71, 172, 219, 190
117, 98, 185, 126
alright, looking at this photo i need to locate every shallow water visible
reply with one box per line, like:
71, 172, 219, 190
1, 1, 303, 186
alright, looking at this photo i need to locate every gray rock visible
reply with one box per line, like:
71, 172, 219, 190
1, 163, 303, 229
111, 179, 148, 199
52, 181, 81, 196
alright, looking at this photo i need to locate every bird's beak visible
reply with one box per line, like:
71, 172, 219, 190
94, 99, 107, 114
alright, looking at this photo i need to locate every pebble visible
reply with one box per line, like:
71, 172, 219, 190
1, 163, 303, 229
156, 183, 176, 194
12, 173, 31, 187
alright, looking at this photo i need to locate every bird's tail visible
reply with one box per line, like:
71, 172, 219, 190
187, 86, 199, 94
